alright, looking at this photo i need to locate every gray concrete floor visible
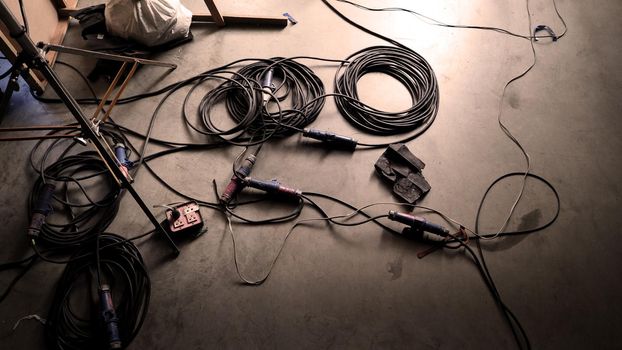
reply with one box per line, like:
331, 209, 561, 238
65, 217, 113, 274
1, 0, 621, 349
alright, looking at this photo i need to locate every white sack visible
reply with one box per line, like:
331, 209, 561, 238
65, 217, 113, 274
105, 0, 192, 47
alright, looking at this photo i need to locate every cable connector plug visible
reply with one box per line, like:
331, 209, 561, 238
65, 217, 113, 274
113, 143, 133, 181
388, 210, 449, 236
27, 183, 55, 238
99, 285, 122, 349
113, 143, 133, 168
243, 177, 302, 198
220, 155, 257, 204
261, 68, 275, 105
302, 128, 358, 151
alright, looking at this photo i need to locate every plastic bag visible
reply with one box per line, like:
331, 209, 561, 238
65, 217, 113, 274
105, 0, 192, 47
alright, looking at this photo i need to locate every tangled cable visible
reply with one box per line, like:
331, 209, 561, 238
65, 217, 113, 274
226, 58, 326, 138
334, 46, 438, 135
45, 233, 150, 350
184, 70, 265, 144
29, 135, 121, 247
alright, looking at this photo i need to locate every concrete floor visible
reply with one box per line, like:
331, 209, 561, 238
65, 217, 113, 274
1, 0, 621, 349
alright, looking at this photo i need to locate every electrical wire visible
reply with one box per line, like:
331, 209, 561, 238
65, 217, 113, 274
0, 254, 38, 304
320, 1, 567, 347
224, 197, 393, 286
334, 45, 439, 136
28, 135, 121, 247
7, 6, 566, 348
335, 0, 567, 41
45, 233, 150, 350
226, 58, 326, 138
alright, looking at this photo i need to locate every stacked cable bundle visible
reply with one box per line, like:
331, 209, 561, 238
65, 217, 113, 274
334, 45, 439, 135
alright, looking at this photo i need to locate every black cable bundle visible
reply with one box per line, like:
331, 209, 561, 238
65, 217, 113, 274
189, 71, 263, 143
45, 233, 150, 350
29, 148, 121, 246
225, 58, 326, 138
334, 45, 439, 135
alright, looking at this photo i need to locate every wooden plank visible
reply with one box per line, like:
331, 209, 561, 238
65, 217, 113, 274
58, 9, 288, 28
203, 0, 225, 26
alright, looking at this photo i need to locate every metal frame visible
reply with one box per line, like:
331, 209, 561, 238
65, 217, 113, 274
0, 0, 180, 255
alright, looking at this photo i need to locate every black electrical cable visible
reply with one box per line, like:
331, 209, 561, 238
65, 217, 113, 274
0, 225, 156, 304
32, 58, 263, 105
301, 189, 555, 350
48, 61, 227, 209
335, 0, 567, 41
475, 172, 560, 238
223, 198, 305, 224
185, 71, 276, 146
45, 233, 150, 350
0, 255, 38, 304
226, 58, 326, 138
319, 1, 567, 348
0, 65, 14, 80
452, 237, 531, 349
28, 132, 122, 247
33, 55, 337, 109
334, 45, 439, 136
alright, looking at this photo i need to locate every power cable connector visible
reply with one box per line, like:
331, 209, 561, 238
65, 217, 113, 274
302, 128, 358, 151
220, 154, 256, 204
99, 284, 122, 350
27, 183, 55, 239
243, 177, 302, 198
387, 210, 449, 236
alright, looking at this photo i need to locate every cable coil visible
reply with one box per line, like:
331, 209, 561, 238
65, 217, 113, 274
226, 58, 326, 138
45, 234, 150, 350
29, 146, 121, 247
334, 45, 439, 135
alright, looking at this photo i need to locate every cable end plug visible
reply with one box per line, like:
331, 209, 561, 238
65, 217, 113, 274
27, 183, 56, 239
261, 68, 275, 105
302, 128, 358, 151
99, 285, 122, 349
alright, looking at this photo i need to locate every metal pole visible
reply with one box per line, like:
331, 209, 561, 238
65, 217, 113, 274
0, 0, 180, 255
42, 43, 178, 69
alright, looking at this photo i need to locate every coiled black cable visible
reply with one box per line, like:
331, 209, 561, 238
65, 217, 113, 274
29, 135, 121, 247
226, 58, 326, 138
45, 233, 150, 350
334, 45, 439, 135
193, 73, 262, 142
